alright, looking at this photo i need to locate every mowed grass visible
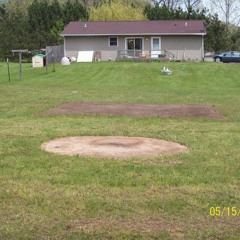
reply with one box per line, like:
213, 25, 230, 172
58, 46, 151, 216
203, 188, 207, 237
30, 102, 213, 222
0, 61, 240, 239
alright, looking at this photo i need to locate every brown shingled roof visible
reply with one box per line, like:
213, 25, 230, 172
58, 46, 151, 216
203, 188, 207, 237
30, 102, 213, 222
61, 20, 206, 36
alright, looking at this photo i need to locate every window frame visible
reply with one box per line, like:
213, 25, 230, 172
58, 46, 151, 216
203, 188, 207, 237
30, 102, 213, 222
151, 37, 161, 51
109, 37, 118, 47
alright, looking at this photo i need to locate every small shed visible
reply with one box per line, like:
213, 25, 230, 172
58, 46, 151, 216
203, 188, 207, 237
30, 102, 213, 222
32, 54, 46, 67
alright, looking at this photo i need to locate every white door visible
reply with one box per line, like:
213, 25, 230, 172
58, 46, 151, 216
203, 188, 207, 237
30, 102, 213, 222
151, 37, 161, 58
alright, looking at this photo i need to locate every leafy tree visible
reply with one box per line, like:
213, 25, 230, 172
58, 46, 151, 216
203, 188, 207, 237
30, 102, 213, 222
144, 3, 207, 20
28, 0, 53, 49
4, 0, 33, 15
144, 4, 174, 19
50, 19, 65, 45
89, 0, 146, 21
27, 0, 87, 49
48, 0, 64, 45
0, 0, 89, 55
0, 6, 29, 58
230, 27, 240, 50
204, 15, 232, 52
63, 0, 88, 24
153, 0, 183, 10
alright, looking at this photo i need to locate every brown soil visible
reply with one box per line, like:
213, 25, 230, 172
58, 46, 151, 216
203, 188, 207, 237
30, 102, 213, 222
40, 102, 222, 158
39, 102, 224, 119
41, 136, 189, 159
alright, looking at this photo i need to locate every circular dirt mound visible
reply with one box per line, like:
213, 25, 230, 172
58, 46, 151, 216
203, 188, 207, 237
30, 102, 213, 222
41, 136, 189, 159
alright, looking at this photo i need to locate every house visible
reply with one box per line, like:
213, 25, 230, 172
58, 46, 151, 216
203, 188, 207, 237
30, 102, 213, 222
61, 20, 206, 62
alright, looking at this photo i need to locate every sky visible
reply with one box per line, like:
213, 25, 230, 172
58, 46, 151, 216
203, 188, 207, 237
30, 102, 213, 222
201, 0, 240, 25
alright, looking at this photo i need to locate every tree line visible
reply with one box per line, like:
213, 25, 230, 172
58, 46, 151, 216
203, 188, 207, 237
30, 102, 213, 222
0, 0, 240, 59
0, 0, 88, 58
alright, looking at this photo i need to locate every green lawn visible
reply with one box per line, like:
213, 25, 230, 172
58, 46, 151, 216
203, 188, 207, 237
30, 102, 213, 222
0, 61, 240, 239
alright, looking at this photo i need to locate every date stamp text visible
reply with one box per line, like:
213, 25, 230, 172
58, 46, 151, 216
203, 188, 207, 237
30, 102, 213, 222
210, 207, 240, 217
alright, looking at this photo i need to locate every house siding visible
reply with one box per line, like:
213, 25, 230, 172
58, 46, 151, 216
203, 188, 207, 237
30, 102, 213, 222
161, 36, 203, 60
64, 35, 203, 61
65, 36, 123, 61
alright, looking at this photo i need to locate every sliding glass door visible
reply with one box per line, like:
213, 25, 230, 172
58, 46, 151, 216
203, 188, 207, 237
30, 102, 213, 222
126, 38, 143, 50
126, 38, 143, 57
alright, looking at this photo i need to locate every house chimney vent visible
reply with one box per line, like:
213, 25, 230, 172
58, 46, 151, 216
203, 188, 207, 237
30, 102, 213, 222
185, 22, 188, 27
84, 23, 87, 28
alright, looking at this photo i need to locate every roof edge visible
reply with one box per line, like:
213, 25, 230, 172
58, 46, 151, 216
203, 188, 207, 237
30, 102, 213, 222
61, 33, 206, 37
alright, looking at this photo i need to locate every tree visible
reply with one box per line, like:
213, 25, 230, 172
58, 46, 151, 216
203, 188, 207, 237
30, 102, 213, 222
89, 0, 146, 21
63, 0, 88, 24
28, 0, 53, 49
144, 4, 176, 19
153, 0, 183, 10
26, 0, 88, 49
230, 27, 240, 50
183, 0, 202, 18
144, 2, 206, 20
204, 14, 231, 52
4, 0, 33, 15
0, 4, 29, 58
211, 0, 240, 25
49, 0, 64, 45
0, 0, 89, 56
184, 0, 201, 9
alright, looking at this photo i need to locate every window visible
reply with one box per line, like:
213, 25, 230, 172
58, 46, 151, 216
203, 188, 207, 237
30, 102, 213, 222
151, 37, 161, 50
109, 37, 118, 46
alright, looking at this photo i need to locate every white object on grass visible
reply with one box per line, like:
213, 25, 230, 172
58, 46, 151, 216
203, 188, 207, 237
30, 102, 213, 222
61, 57, 71, 65
77, 51, 94, 62
161, 66, 173, 75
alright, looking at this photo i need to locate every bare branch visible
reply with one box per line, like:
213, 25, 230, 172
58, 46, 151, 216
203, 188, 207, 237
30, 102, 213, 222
184, 0, 202, 9
211, 0, 240, 25
154, 0, 183, 9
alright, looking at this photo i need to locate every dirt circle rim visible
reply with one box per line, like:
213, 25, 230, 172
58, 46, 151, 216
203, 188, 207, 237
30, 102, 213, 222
41, 136, 189, 159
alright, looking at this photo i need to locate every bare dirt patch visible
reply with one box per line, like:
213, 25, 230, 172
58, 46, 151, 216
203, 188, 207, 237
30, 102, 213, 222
39, 102, 224, 119
41, 136, 189, 159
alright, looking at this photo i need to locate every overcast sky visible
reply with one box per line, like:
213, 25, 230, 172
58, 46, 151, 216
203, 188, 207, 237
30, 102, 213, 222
200, 0, 240, 25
